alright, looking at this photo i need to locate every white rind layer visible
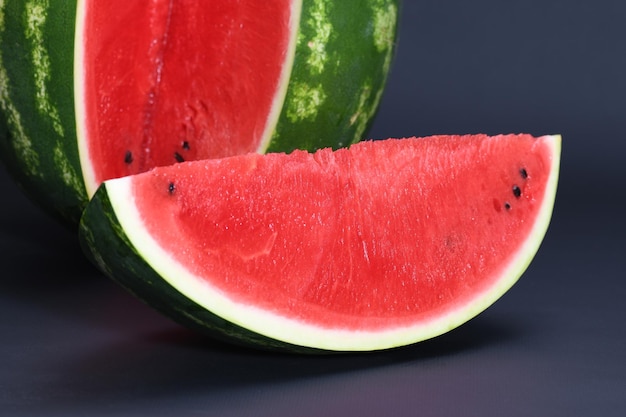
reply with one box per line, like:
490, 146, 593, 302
73, 0, 95, 197
256, 0, 302, 154
104, 135, 561, 351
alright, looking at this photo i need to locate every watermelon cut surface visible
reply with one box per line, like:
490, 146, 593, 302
0, 0, 399, 225
75, 0, 296, 196
80, 134, 561, 352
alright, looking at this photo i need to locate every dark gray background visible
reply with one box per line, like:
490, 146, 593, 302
1, 1, 625, 416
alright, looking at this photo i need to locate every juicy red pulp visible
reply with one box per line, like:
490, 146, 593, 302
131, 135, 554, 330
81, 0, 292, 184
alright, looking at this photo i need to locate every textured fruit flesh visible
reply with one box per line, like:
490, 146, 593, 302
129, 134, 557, 331
79, 0, 293, 192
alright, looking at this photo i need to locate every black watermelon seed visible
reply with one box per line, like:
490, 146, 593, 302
504, 202, 511, 210
182, 141, 190, 150
168, 182, 175, 195
512, 185, 522, 198
520, 168, 528, 179
174, 152, 185, 163
124, 150, 133, 164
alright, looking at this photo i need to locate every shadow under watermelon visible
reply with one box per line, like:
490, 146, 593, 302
35, 313, 524, 408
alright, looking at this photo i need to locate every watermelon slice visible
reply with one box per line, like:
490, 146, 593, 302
0, 0, 398, 226
79, 134, 561, 352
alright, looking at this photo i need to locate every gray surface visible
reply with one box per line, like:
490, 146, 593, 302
1, 1, 625, 416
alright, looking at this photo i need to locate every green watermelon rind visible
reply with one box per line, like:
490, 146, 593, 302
266, 0, 400, 152
0, 0, 86, 225
79, 135, 561, 353
0, 0, 400, 228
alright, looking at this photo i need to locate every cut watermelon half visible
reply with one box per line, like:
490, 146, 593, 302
79, 134, 561, 352
0, 0, 399, 226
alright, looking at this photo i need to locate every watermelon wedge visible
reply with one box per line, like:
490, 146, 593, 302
79, 134, 561, 352
0, 0, 399, 226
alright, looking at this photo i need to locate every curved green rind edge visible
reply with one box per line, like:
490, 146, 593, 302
268, 0, 401, 152
0, 0, 85, 227
79, 184, 327, 354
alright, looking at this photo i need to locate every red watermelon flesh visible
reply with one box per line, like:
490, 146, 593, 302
98, 134, 560, 347
76, 0, 294, 194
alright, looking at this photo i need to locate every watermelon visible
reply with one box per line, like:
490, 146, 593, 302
79, 134, 561, 353
0, 0, 399, 226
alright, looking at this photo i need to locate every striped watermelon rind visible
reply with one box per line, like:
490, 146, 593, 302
0, 0, 400, 226
0, 0, 85, 225
267, 0, 398, 152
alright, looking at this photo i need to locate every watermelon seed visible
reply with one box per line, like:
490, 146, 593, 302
124, 150, 133, 164
168, 182, 176, 195
504, 202, 511, 210
520, 168, 528, 179
512, 185, 522, 198
182, 141, 190, 150
174, 152, 185, 163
